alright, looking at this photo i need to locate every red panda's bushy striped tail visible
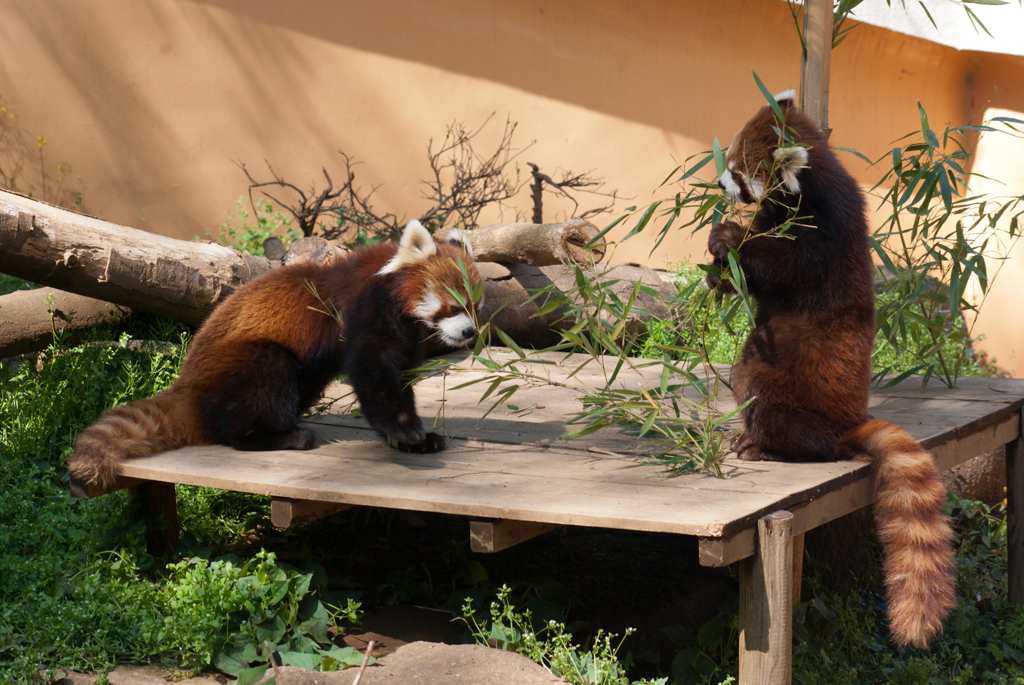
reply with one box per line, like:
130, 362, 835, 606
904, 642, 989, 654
67, 388, 201, 491
842, 419, 956, 649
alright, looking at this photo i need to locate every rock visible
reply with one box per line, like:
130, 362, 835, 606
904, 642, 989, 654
56, 642, 565, 685
56, 664, 226, 684
266, 642, 567, 684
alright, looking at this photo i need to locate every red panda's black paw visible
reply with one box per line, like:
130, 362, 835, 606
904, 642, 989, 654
708, 221, 745, 259
394, 432, 448, 454
280, 428, 316, 450
704, 262, 737, 294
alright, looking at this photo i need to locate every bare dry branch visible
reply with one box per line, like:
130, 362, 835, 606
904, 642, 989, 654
417, 114, 529, 228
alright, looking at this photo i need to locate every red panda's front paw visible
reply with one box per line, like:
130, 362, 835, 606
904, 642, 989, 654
708, 221, 745, 260
395, 432, 448, 454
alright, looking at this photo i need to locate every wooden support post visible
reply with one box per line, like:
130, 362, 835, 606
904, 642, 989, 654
270, 497, 351, 528
792, 532, 805, 605
130, 481, 179, 562
470, 519, 558, 553
738, 511, 794, 685
799, 0, 835, 135
1008, 411, 1024, 605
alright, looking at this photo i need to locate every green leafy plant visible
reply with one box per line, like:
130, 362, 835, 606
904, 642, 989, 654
461, 585, 667, 685
201, 196, 302, 257
867, 105, 1024, 387
210, 550, 368, 683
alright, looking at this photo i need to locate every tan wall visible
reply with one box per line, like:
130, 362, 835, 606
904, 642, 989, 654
1, 0, 1022, 369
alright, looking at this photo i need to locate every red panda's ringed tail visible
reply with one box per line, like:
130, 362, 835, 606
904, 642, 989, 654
842, 419, 956, 649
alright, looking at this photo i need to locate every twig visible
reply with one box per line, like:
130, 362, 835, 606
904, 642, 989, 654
351, 639, 376, 685
263, 640, 286, 684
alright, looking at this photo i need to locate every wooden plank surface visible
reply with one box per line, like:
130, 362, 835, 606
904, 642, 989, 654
108, 350, 1024, 543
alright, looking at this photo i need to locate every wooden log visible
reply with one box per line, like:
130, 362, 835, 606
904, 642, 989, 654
799, 0, 834, 135
738, 511, 794, 685
0, 193, 618, 341
440, 218, 605, 266
475, 262, 677, 350
270, 497, 351, 528
1009, 411, 1024, 605
0, 286, 130, 358
469, 519, 559, 553
0, 190, 274, 326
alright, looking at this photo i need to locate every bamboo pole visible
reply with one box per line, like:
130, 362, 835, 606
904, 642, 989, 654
799, 0, 835, 135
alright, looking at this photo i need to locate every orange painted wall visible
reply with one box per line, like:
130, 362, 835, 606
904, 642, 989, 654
1, 0, 1022, 369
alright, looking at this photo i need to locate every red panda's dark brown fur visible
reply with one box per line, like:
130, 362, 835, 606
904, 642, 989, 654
68, 223, 480, 492
707, 94, 955, 648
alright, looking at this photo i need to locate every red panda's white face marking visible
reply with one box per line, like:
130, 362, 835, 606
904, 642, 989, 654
384, 221, 482, 348
718, 90, 810, 204
413, 290, 477, 347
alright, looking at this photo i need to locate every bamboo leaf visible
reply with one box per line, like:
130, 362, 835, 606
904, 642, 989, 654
752, 70, 785, 124
494, 327, 526, 359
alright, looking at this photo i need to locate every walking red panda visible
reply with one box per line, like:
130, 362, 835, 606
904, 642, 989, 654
706, 91, 955, 649
68, 220, 481, 492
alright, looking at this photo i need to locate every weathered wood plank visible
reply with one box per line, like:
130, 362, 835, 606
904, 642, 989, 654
116, 434, 810, 537
470, 519, 559, 553
698, 411, 1021, 566
738, 511, 794, 685
113, 401, 1023, 545
270, 497, 351, 528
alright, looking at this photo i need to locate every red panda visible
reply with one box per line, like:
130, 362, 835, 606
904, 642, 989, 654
68, 220, 481, 492
706, 91, 955, 649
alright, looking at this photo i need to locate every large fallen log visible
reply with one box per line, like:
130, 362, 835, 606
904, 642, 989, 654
0, 191, 273, 326
0, 287, 130, 358
438, 218, 605, 266
0, 190, 672, 351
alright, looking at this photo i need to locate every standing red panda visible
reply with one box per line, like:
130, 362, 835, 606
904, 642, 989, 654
706, 91, 955, 649
68, 220, 481, 492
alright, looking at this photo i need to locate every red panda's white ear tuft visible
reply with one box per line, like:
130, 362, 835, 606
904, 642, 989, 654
773, 145, 810, 193
377, 220, 438, 275
773, 89, 797, 109
444, 229, 474, 257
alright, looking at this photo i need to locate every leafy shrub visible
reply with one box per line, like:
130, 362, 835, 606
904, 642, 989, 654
0, 314, 362, 682
201, 197, 301, 257
461, 585, 668, 685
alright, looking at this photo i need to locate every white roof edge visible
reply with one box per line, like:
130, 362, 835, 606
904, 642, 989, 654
844, 0, 1024, 57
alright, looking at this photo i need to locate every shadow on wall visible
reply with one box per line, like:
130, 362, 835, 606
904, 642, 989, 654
188, 0, 802, 146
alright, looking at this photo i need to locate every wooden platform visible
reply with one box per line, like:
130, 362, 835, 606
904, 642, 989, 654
74, 350, 1024, 685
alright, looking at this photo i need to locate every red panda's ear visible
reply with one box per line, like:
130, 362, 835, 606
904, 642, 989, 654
378, 220, 437, 275
773, 89, 797, 111
443, 229, 474, 258
772, 145, 810, 193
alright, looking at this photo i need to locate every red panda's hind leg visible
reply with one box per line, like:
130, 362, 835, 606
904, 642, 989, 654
198, 341, 323, 452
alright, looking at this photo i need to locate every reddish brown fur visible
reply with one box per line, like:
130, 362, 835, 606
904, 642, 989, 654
68, 229, 479, 494
708, 96, 955, 648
